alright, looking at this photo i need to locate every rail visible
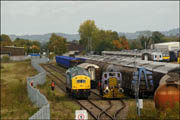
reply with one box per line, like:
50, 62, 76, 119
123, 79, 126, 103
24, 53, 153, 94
42, 63, 126, 120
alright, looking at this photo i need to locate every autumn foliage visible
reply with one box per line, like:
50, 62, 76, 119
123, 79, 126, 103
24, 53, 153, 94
112, 36, 130, 50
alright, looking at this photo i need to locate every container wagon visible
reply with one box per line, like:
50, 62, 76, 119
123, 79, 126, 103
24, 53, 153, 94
56, 56, 86, 68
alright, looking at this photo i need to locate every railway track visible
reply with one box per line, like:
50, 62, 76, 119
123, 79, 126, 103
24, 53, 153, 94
41, 64, 126, 120
113, 100, 126, 120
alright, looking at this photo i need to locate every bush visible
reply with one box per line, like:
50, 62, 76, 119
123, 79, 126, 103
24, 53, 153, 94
48, 53, 55, 60
1, 55, 10, 62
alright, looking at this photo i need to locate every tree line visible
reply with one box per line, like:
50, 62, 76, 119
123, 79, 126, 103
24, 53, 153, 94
129, 31, 179, 50
78, 20, 130, 54
0, 34, 67, 55
0, 34, 41, 54
79, 20, 179, 53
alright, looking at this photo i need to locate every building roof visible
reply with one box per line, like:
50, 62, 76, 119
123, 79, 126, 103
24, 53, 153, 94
154, 42, 180, 46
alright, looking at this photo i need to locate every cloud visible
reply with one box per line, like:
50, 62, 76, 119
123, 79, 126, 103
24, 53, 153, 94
1, 1, 179, 35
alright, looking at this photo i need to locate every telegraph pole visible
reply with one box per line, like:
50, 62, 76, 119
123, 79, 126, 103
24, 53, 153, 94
134, 49, 141, 116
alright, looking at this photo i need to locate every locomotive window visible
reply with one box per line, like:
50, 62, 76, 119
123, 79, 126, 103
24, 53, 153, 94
155, 55, 157, 58
104, 74, 107, 78
118, 73, 120, 77
109, 73, 115, 76
160, 55, 161, 58
105, 80, 107, 84
77, 80, 86, 83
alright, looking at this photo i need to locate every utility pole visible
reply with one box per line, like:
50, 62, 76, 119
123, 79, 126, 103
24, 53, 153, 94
134, 49, 141, 116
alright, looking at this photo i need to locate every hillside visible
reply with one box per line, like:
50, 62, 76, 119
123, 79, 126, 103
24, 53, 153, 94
8, 28, 179, 42
9, 33, 80, 42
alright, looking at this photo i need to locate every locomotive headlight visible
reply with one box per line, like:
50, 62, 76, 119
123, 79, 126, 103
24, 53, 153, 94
105, 86, 109, 90
118, 88, 124, 93
104, 88, 109, 94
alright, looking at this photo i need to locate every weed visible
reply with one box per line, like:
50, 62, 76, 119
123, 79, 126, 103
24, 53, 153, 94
1, 60, 39, 119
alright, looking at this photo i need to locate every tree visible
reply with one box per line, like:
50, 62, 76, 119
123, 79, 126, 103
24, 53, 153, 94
112, 40, 122, 50
151, 31, 165, 43
129, 39, 143, 50
92, 29, 117, 53
0, 34, 13, 46
119, 36, 130, 50
138, 35, 152, 49
13, 38, 41, 54
78, 20, 98, 52
163, 36, 180, 42
48, 33, 67, 55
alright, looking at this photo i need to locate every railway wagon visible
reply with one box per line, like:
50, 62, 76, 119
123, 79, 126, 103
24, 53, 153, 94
142, 52, 163, 61
85, 59, 154, 98
66, 66, 91, 99
56, 56, 86, 68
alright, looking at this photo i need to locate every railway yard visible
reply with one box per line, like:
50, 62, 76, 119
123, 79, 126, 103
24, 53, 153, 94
1, 55, 180, 119
40, 53, 179, 120
41, 63, 127, 120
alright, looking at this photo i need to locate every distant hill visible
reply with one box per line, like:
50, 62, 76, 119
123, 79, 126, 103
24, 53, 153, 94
118, 28, 180, 39
9, 33, 80, 43
8, 28, 179, 42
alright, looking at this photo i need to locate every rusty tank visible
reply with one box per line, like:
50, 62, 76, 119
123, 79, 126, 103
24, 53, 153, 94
154, 79, 180, 110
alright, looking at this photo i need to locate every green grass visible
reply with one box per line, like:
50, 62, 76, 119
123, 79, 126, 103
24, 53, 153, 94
127, 99, 180, 120
1, 60, 39, 119
37, 77, 80, 119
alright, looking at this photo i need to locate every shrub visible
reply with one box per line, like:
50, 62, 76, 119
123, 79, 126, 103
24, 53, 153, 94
1, 55, 10, 62
48, 53, 55, 60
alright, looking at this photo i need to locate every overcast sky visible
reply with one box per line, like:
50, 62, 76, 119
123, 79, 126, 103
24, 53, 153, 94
1, 1, 179, 35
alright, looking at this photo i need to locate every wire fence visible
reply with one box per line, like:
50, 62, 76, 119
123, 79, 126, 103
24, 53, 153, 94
27, 57, 50, 120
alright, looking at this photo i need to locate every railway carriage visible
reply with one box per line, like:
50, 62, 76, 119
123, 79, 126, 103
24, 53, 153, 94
142, 52, 163, 61
77, 63, 101, 89
66, 66, 91, 99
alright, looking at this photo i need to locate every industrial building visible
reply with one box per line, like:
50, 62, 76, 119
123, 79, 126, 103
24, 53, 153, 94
151, 42, 180, 51
0, 46, 25, 56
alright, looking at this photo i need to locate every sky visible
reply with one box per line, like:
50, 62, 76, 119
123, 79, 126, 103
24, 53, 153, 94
1, 1, 179, 35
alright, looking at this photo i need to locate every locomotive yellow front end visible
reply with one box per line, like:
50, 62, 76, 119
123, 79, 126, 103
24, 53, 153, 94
66, 67, 91, 99
102, 72, 124, 99
72, 75, 91, 90
71, 75, 91, 98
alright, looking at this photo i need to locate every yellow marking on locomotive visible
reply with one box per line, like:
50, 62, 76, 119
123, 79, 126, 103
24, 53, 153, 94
109, 77, 117, 87
163, 56, 170, 60
103, 77, 124, 98
103, 88, 124, 98
72, 75, 91, 90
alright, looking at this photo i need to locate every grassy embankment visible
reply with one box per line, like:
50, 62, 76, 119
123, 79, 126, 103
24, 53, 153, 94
37, 71, 80, 119
127, 99, 180, 119
1, 60, 39, 119
37, 61, 79, 119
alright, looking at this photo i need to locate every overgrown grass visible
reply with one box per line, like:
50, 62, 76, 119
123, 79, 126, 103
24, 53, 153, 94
1, 55, 10, 63
127, 99, 180, 119
37, 76, 81, 119
1, 60, 39, 119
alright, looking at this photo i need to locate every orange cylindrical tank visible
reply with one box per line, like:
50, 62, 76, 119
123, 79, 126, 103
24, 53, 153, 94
154, 81, 180, 110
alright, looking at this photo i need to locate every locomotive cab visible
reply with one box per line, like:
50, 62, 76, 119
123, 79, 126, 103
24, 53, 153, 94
100, 72, 124, 98
66, 67, 91, 99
